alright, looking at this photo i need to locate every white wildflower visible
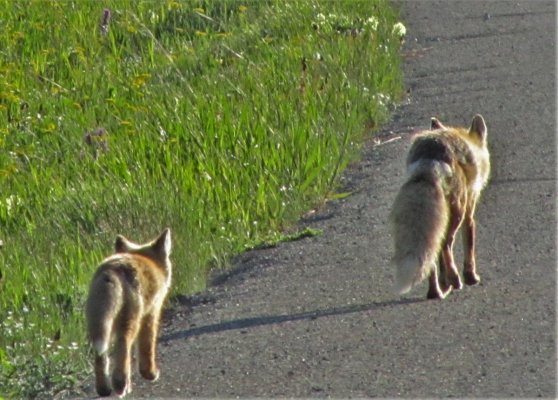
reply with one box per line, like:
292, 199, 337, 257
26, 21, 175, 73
5, 195, 20, 214
392, 22, 406, 38
149, 11, 159, 23
373, 93, 391, 107
365, 16, 379, 31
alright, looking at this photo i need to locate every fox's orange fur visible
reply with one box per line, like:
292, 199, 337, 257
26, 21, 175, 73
390, 115, 490, 299
85, 229, 172, 397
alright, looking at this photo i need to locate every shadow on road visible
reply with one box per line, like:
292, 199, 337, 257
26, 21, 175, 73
160, 297, 425, 343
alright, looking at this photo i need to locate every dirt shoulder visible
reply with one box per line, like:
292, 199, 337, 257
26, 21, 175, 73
79, 1, 556, 398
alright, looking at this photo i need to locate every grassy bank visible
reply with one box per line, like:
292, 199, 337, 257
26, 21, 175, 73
0, 0, 404, 397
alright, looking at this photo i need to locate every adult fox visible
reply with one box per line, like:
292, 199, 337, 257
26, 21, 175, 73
85, 228, 172, 397
390, 115, 490, 299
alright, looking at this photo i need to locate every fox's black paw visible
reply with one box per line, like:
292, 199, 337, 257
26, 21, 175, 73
140, 367, 160, 381
464, 271, 480, 286
426, 286, 452, 300
96, 383, 112, 397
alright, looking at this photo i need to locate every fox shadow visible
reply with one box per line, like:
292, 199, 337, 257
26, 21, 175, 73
160, 297, 425, 343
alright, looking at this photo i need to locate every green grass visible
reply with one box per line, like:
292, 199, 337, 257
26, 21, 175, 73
0, 0, 404, 397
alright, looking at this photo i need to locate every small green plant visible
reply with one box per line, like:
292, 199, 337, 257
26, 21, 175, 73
0, 0, 404, 397
245, 226, 323, 251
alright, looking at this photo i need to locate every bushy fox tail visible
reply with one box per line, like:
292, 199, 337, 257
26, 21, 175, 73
85, 269, 123, 355
390, 160, 450, 294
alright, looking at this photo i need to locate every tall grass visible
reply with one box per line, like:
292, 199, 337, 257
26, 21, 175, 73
0, 0, 404, 397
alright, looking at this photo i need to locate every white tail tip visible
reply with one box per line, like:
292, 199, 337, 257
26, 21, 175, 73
394, 281, 413, 295
393, 256, 425, 296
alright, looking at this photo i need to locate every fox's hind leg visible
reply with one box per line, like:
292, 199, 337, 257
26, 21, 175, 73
94, 351, 112, 397
463, 199, 481, 285
427, 261, 451, 299
440, 200, 465, 291
138, 311, 162, 381
437, 254, 452, 293
112, 311, 141, 397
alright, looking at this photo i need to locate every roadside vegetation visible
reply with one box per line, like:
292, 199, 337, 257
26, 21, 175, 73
0, 0, 404, 397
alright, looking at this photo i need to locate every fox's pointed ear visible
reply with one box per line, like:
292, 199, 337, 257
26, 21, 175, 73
469, 114, 487, 142
154, 228, 171, 256
115, 235, 132, 253
431, 117, 446, 130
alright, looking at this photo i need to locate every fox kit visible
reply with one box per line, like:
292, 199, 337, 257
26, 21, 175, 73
85, 229, 172, 397
390, 115, 490, 299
